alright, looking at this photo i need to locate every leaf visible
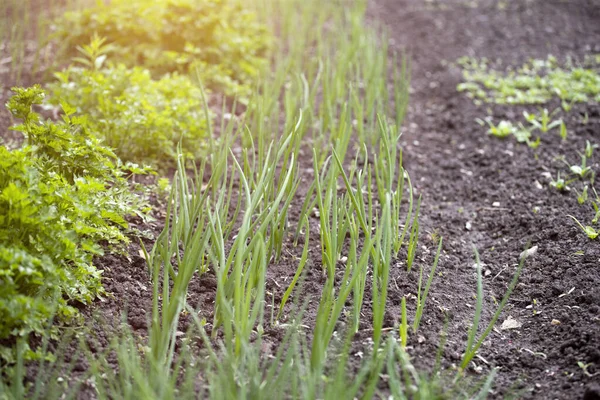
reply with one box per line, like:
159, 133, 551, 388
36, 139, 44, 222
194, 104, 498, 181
0, 87, 149, 346
60, 100, 77, 117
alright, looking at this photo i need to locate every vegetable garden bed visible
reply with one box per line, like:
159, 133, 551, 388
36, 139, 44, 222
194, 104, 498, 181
1, 0, 599, 399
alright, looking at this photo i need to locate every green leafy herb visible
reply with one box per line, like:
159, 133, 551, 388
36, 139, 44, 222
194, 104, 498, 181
51, 61, 210, 168
1, 86, 149, 352
53, 0, 272, 99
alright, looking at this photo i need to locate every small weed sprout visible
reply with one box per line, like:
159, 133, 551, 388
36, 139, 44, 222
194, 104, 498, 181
550, 172, 568, 191
566, 155, 592, 180
523, 108, 562, 133
592, 188, 600, 224
592, 202, 600, 225
528, 136, 541, 149
577, 361, 598, 377
585, 140, 598, 158
561, 99, 575, 112
513, 123, 532, 144
480, 118, 516, 139
575, 186, 588, 205
559, 121, 568, 141
567, 215, 598, 239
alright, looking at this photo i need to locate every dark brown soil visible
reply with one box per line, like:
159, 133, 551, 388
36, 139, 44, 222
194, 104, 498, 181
369, 0, 600, 398
2, 0, 600, 399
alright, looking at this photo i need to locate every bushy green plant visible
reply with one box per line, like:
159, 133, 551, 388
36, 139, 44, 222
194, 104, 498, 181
51, 63, 210, 167
53, 0, 271, 99
1, 86, 149, 350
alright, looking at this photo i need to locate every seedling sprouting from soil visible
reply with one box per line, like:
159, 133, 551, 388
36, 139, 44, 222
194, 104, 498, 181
561, 99, 575, 112
567, 215, 598, 239
565, 154, 592, 180
592, 188, 600, 224
528, 136, 541, 149
559, 121, 568, 141
531, 299, 539, 316
577, 361, 598, 377
479, 118, 515, 138
513, 123, 533, 144
585, 140, 598, 158
460, 248, 526, 371
593, 202, 600, 225
523, 108, 562, 133
476, 117, 540, 147
575, 186, 588, 205
549, 172, 569, 191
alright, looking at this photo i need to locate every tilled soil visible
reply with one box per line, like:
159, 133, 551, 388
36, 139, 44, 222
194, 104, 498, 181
369, 0, 600, 398
2, 0, 600, 399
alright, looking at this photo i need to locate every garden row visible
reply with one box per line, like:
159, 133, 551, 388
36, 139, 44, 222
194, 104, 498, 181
458, 55, 600, 239
1, 0, 268, 362
2, 0, 521, 398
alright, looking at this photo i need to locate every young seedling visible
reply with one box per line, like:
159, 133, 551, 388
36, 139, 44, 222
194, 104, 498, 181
577, 361, 598, 378
593, 202, 600, 225
575, 185, 588, 205
561, 99, 575, 112
528, 136, 541, 149
549, 172, 569, 191
523, 108, 562, 133
277, 216, 310, 321
585, 140, 598, 158
413, 238, 443, 333
460, 248, 525, 371
72, 33, 113, 70
567, 215, 598, 239
566, 154, 592, 179
512, 122, 532, 144
559, 121, 567, 141
399, 296, 408, 349
479, 118, 516, 139
592, 188, 600, 224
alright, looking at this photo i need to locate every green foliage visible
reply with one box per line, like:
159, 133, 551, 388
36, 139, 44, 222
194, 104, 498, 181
51, 63, 210, 167
1, 86, 149, 347
592, 191, 600, 224
523, 108, 562, 133
53, 0, 271, 99
480, 119, 517, 138
567, 154, 592, 180
549, 172, 568, 192
476, 117, 540, 147
568, 215, 598, 239
585, 140, 598, 158
460, 56, 599, 241
576, 185, 588, 205
457, 56, 600, 105
461, 248, 525, 370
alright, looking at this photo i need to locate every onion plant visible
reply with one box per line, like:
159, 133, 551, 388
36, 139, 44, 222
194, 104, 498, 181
460, 249, 526, 370
0, 0, 524, 398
